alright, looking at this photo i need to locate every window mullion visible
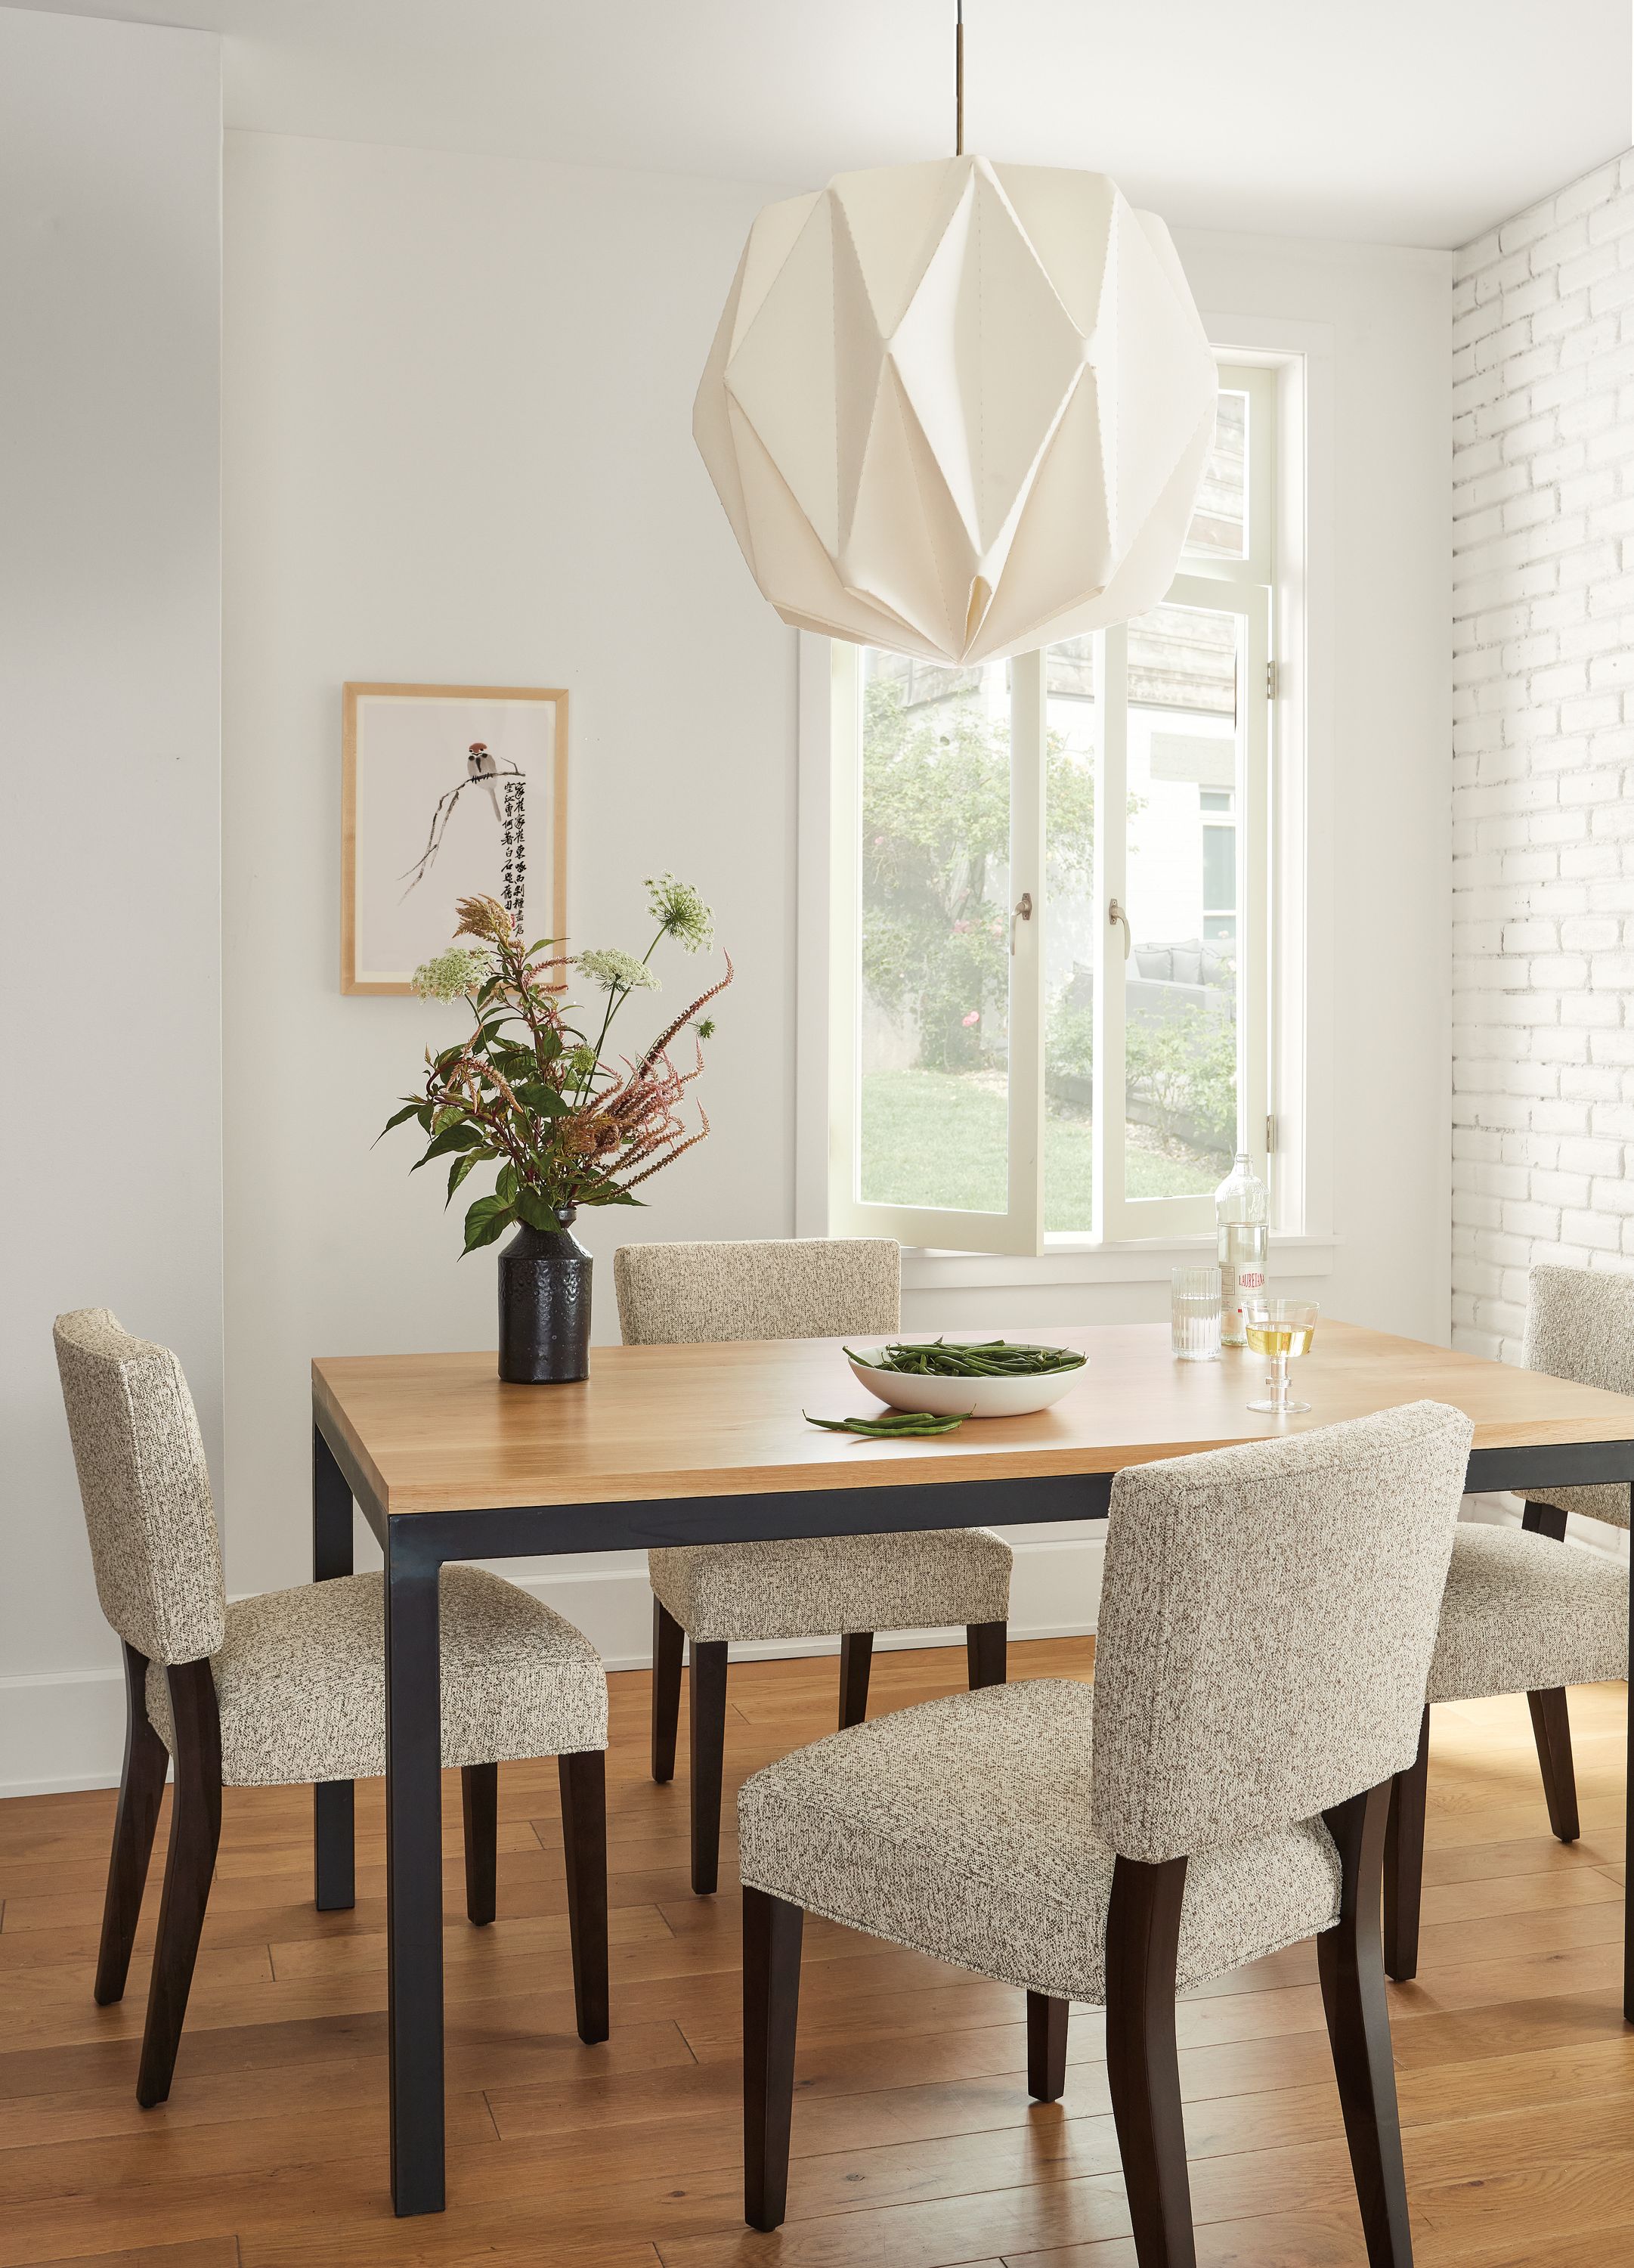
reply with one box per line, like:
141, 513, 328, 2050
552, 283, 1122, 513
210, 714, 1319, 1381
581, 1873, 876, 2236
1093, 624, 1128, 1241
1008, 649, 1047, 1256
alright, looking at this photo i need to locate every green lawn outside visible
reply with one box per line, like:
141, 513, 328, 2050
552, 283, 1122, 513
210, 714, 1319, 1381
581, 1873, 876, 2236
859, 1070, 1218, 1228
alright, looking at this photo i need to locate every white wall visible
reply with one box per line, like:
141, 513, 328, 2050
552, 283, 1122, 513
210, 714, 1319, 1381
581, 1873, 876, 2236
0, 8, 222, 1793
1451, 152, 1634, 1362
220, 134, 799, 1650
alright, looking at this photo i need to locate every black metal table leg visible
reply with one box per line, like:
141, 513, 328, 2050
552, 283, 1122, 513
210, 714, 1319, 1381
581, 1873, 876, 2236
312, 1424, 356, 1911
385, 1526, 445, 2216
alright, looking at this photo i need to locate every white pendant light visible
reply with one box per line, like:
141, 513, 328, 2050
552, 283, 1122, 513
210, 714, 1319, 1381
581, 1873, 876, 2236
693, 7, 1217, 666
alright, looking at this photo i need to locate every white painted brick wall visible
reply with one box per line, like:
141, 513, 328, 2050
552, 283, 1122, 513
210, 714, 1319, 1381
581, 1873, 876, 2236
1453, 149, 1634, 1363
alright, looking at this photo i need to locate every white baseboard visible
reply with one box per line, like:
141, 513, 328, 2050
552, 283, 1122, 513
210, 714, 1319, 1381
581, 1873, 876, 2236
0, 1531, 1103, 1799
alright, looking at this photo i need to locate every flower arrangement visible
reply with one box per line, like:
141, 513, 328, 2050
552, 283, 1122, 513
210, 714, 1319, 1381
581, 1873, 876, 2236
382, 875, 731, 1252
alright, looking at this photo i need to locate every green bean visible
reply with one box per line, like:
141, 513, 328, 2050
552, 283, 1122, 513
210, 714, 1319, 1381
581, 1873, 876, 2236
804, 1409, 968, 1437
846, 1337, 1086, 1380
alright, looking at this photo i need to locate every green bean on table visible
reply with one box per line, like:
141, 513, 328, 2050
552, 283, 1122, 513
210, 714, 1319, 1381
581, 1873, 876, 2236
844, 1337, 1085, 1379
804, 1408, 969, 1437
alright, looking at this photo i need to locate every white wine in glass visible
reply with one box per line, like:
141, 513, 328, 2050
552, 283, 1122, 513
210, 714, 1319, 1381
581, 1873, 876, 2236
1245, 1300, 1319, 1415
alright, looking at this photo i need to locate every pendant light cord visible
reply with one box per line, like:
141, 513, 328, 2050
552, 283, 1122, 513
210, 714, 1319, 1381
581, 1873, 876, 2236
955, 0, 964, 155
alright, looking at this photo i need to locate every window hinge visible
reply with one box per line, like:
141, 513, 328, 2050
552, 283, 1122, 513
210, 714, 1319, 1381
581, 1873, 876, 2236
1265, 1114, 1277, 1155
1266, 658, 1280, 702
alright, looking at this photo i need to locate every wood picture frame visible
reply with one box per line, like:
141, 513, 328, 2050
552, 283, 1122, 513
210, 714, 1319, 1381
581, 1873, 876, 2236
341, 681, 568, 996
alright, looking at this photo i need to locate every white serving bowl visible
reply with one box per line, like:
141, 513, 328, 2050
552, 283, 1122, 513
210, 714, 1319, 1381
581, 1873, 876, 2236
845, 1344, 1087, 1420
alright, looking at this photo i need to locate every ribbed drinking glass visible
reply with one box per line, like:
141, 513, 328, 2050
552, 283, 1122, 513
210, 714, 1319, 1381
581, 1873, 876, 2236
1171, 1266, 1222, 1362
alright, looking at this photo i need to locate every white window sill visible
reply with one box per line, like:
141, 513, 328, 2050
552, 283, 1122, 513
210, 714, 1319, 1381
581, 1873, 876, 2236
900, 1234, 1337, 1292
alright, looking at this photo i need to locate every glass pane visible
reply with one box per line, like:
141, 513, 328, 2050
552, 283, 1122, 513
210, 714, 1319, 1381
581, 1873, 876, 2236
1043, 647, 1097, 1234
858, 649, 1011, 1215
1122, 602, 1243, 1201
1186, 389, 1248, 559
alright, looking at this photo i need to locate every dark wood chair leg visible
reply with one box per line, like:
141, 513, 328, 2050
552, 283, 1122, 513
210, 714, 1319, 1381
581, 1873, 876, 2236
1527, 1687, 1580, 1842
743, 1885, 804, 2232
651, 1597, 685, 1783
461, 1761, 498, 1926
94, 1643, 169, 2007
967, 1619, 1008, 1690
1105, 1852, 1194, 2268
136, 1659, 222, 2108
1521, 1501, 1580, 1842
838, 1631, 874, 1728
559, 1749, 609, 2043
1319, 1781, 1415, 2267
689, 1639, 730, 1897
1383, 1706, 1429, 1984
1027, 1990, 1069, 2102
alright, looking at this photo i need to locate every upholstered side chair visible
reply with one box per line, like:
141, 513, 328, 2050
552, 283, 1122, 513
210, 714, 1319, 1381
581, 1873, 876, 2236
1384, 1262, 1632, 1980
737, 1401, 1473, 2263
53, 1309, 611, 2108
613, 1238, 1013, 1895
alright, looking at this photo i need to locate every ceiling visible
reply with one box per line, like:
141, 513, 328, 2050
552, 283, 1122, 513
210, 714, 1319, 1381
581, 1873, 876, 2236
16, 0, 1632, 246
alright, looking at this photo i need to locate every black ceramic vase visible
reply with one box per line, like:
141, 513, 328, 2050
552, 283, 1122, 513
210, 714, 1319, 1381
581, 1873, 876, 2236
497, 1207, 593, 1383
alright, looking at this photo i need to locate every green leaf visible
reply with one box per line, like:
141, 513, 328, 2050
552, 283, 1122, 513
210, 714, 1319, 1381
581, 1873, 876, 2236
462, 1193, 515, 1253
514, 1185, 564, 1232
513, 1080, 568, 1118
535, 1028, 562, 1061
580, 1187, 643, 1207
413, 1120, 484, 1170
444, 1150, 483, 1207
497, 1164, 518, 1202
374, 1101, 420, 1145
416, 1102, 436, 1131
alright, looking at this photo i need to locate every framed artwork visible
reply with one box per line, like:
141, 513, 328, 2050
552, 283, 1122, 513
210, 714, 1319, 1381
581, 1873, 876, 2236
341, 682, 568, 995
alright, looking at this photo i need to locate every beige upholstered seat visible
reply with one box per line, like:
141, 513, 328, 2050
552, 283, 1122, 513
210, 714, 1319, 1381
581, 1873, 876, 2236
614, 1236, 1014, 1895
738, 1401, 1473, 2255
144, 1568, 607, 1788
1427, 1523, 1627, 1705
1385, 1262, 1632, 1984
739, 1679, 1342, 2001
648, 1526, 1011, 1647
52, 1306, 611, 2108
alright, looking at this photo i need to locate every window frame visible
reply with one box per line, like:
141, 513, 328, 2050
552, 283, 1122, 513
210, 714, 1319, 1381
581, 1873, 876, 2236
797, 346, 1315, 1268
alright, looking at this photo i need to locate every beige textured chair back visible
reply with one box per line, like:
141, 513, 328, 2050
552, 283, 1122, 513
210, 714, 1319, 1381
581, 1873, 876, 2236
1091, 1400, 1472, 1865
614, 1238, 899, 1346
1526, 1262, 1634, 1399
1518, 1264, 1634, 1529
52, 1309, 226, 1666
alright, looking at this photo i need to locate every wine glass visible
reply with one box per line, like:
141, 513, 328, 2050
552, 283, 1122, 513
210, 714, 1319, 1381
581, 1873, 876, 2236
1245, 1298, 1319, 1416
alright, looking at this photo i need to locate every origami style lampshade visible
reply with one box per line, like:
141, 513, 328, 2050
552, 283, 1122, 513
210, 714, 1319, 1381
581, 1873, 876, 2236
694, 155, 1218, 665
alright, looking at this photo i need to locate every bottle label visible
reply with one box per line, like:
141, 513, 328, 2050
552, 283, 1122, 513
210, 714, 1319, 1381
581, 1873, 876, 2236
1220, 1265, 1264, 1346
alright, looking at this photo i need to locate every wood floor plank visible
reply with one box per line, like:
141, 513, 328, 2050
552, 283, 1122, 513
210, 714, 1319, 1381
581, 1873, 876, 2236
10, 2243, 242, 2268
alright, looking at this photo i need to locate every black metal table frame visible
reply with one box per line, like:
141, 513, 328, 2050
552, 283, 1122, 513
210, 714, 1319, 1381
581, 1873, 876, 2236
311, 1413, 1634, 2218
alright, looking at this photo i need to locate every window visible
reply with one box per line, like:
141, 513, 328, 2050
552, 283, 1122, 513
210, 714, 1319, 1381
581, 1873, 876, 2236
821, 360, 1292, 1257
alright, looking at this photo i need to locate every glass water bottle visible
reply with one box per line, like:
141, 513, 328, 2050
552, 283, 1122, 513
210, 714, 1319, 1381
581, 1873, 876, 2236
1215, 1151, 1268, 1348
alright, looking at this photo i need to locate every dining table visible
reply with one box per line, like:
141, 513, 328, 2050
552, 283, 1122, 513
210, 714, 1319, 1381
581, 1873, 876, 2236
310, 1317, 1634, 2217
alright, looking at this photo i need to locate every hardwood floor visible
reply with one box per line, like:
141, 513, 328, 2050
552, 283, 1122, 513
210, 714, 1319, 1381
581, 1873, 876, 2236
0, 1640, 1629, 2268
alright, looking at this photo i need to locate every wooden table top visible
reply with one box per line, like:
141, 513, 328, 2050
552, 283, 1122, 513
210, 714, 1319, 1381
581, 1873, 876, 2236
311, 1321, 1634, 1517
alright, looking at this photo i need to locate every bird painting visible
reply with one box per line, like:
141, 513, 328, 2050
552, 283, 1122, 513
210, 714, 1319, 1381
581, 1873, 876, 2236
466, 740, 502, 820
401, 739, 527, 929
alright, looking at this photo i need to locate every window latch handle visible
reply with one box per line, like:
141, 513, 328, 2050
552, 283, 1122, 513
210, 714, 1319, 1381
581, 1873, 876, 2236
1109, 898, 1132, 960
1010, 891, 1033, 955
